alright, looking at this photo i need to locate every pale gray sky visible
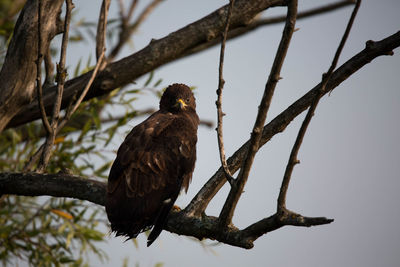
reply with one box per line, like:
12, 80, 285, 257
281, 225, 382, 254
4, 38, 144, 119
66, 0, 400, 266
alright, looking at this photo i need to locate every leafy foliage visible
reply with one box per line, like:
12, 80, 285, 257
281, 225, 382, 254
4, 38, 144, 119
0, 69, 164, 265
0, 12, 166, 261
0, 1, 167, 265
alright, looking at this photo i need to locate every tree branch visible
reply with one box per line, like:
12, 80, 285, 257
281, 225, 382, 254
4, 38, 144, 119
0, 172, 106, 206
216, 0, 236, 186
109, 0, 163, 61
6, 0, 286, 130
277, 0, 361, 212
219, 0, 298, 227
185, 30, 400, 217
96, 0, 110, 62
37, 0, 74, 172
36, 0, 52, 135
182, 0, 355, 58
27, 1, 108, 172
0, 172, 332, 249
0, 0, 65, 132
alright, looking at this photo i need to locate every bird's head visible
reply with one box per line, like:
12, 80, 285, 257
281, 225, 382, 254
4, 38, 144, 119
159, 83, 196, 113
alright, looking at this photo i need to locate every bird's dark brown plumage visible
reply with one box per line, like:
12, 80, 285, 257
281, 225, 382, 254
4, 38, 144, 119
105, 83, 199, 246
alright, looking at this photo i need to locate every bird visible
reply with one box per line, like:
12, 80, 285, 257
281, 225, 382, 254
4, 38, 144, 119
105, 83, 199, 247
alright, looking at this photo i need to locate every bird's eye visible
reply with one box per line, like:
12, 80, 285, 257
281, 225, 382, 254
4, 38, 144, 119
186, 98, 190, 103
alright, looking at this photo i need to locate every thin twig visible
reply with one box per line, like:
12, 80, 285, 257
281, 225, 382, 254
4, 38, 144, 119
216, 0, 236, 186
61, 0, 109, 126
37, 0, 74, 173
218, 0, 298, 227
109, 0, 163, 60
58, 50, 106, 129
126, 0, 139, 22
96, 0, 110, 62
277, 0, 361, 212
43, 47, 55, 89
24, 51, 105, 172
36, 0, 51, 134
185, 30, 400, 217
118, 0, 139, 27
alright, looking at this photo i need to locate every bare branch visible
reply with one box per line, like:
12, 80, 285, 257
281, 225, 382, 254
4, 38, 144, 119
185, 30, 400, 217
277, 0, 361, 212
37, 0, 74, 172
0, 0, 64, 132
43, 46, 55, 88
0, 172, 106, 206
216, 0, 236, 186
0, 172, 332, 249
182, 0, 355, 58
126, 0, 139, 22
96, 0, 110, 62
60, 0, 109, 129
240, 210, 333, 243
7, 0, 286, 130
36, 0, 52, 134
219, 0, 298, 227
109, 0, 163, 61
58, 50, 106, 130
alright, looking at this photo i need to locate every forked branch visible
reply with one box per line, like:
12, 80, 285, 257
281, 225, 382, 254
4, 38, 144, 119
219, 0, 298, 227
277, 0, 361, 212
185, 30, 400, 217
37, 0, 74, 173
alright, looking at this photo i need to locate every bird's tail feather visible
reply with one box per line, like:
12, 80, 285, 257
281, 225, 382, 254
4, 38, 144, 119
147, 198, 175, 247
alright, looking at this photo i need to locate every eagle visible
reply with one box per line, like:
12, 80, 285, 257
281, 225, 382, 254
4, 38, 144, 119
105, 83, 199, 246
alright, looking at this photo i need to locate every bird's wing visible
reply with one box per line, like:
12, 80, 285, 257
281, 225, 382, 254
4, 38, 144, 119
106, 110, 198, 240
107, 111, 178, 197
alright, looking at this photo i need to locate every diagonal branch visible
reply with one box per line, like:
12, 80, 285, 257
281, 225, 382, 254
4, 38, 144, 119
277, 0, 361, 212
218, 0, 298, 227
7, 0, 286, 130
185, 30, 400, 217
183, 0, 355, 58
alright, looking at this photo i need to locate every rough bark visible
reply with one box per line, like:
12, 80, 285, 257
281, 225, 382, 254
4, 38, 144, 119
5, 0, 285, 130
0, 0, 64, 131
1, 30, 399, 248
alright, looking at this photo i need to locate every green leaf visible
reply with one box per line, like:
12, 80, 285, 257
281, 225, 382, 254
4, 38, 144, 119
144, 71, 154, 87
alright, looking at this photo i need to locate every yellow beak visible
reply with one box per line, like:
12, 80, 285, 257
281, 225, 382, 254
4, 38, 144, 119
176, 98, 187, 109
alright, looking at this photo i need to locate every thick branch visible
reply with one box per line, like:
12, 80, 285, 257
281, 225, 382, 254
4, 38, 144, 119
0, 172, 332, 249
185, 30, 400, 217
36, 0, 52, 135
0, 0, 64, 131
183, 0, 355, 58
0, 172, 106, 206
7, 0, 285, 129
